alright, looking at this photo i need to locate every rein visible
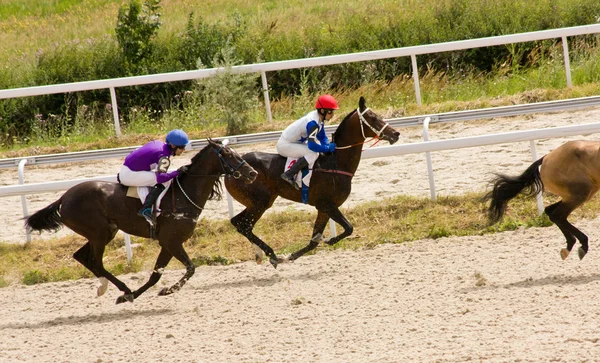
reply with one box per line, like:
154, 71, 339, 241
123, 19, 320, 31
335, 107, 389, 150
313, 168, 354, 177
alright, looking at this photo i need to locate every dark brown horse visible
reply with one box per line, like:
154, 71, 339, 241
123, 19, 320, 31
25, 139, 257, 304
225, 97, 400, 267
484, 140, 600, 261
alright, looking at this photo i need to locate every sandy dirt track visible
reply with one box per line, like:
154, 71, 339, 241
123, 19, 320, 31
2, 221, 600, 362
2, 108, 600, 362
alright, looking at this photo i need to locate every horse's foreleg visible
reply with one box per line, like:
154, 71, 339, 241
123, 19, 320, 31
231, 209, 280, 268
288, 210, 329, 261
158, 243, 195, 296
322, 207, 354, 246
131, 248, 173, 300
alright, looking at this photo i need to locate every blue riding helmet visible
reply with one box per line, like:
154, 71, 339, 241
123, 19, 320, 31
166, 129, 189, 148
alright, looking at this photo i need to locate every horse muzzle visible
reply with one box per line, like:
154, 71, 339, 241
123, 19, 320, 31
235, 169, 258, 183
383, 131, 400, 145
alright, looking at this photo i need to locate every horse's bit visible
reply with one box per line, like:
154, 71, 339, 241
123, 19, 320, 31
336, 108, 390, 150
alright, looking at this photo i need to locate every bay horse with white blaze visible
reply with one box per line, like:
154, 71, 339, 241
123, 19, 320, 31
225, 97, 400, 267
25, 139, 257, 304
484, 140, 600, 261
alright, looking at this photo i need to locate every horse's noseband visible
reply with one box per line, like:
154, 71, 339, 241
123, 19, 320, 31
358, 107, 389, 139
213, 145, 247, 179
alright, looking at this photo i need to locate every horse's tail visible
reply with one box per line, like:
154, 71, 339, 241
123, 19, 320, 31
25, 198, 64, 233
483, 157, 544, 224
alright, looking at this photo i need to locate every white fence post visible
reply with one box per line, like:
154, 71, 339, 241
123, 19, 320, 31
261, 71, 273, 122
109, 87, 122, 138
18, 159, 31, 243
529, 140, 544, 215
123, 233, 132, 265
411, 54, 422, 106
422, 117, 437, 201
561, 36, 573, 88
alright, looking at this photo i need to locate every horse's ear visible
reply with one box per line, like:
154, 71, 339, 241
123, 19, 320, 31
359, 96, 367, 111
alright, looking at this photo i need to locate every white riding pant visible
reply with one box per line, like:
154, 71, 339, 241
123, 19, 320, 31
118, 165, 157, 186
276, 139, 319, 165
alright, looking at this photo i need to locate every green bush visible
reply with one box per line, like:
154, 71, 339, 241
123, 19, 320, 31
2, 0, 600, 144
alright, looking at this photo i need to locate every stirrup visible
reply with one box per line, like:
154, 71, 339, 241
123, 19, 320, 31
138, 208, 155, 226
281, 173, 300, 190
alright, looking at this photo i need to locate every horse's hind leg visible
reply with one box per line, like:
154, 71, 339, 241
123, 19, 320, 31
545, 200, 588, 260
231, 207, 280, 268
73, 236, 135, 303
289, 210, 330, 261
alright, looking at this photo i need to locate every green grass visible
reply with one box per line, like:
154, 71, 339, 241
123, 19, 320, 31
1, 192, 594, 287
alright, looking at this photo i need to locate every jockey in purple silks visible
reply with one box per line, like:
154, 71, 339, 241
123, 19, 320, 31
276, 94, 339, 190
117, 129, 190, 226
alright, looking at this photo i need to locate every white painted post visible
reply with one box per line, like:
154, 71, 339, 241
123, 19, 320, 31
561, 36, 572, 88
18, 159, 31, 243
123, 233, 132, 265
422, 117, 437, 201
411, 54, 422, 106
221, 138, 236, 218
109, 87, 122, 137
529, 140, 544, 215
329, 219, 337, 239
261, 71, 273, 122
225, 187, 235, 218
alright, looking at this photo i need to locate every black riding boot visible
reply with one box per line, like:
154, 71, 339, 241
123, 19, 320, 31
137, 184, 166, 226
281, 157, 309, 190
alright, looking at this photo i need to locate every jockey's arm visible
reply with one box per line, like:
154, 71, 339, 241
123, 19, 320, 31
306, 121, 330, 153
155, 169, 179, 184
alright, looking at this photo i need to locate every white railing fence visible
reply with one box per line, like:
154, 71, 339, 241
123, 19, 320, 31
5, 114, 600, 250
1, 24, 600, 136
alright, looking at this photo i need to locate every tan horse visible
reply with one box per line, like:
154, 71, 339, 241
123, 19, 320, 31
484, 140, 600, 260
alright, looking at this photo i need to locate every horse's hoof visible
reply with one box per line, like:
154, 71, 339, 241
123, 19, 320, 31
158, 287, 172, 296
254, 246, 265, 265
115, 293, 134, 304
96, 277, 109, 297
578, 247, 587, 260
560, 248, 570, 260
269, 256, 279, 269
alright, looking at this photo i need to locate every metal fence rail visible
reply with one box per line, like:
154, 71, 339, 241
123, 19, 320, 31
2, 95, 600, 169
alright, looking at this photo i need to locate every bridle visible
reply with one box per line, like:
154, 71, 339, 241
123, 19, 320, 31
212, 144, 248, 179
335, 108, 390, 150
175, 143, 248, 211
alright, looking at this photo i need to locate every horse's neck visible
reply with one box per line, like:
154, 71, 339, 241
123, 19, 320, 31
177, 154, 220, 209
333, 147, 362, 173
333, 122, 364, 173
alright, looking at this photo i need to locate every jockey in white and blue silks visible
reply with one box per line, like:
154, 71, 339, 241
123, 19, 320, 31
277, 94, 339, 190
118, 129, 190, 226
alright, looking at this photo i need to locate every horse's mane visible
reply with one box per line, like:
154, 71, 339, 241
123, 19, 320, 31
188, 141, 223, 201
332, 109, 357, 144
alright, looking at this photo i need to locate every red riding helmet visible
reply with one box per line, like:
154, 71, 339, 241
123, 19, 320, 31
315, 94, 339, 110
